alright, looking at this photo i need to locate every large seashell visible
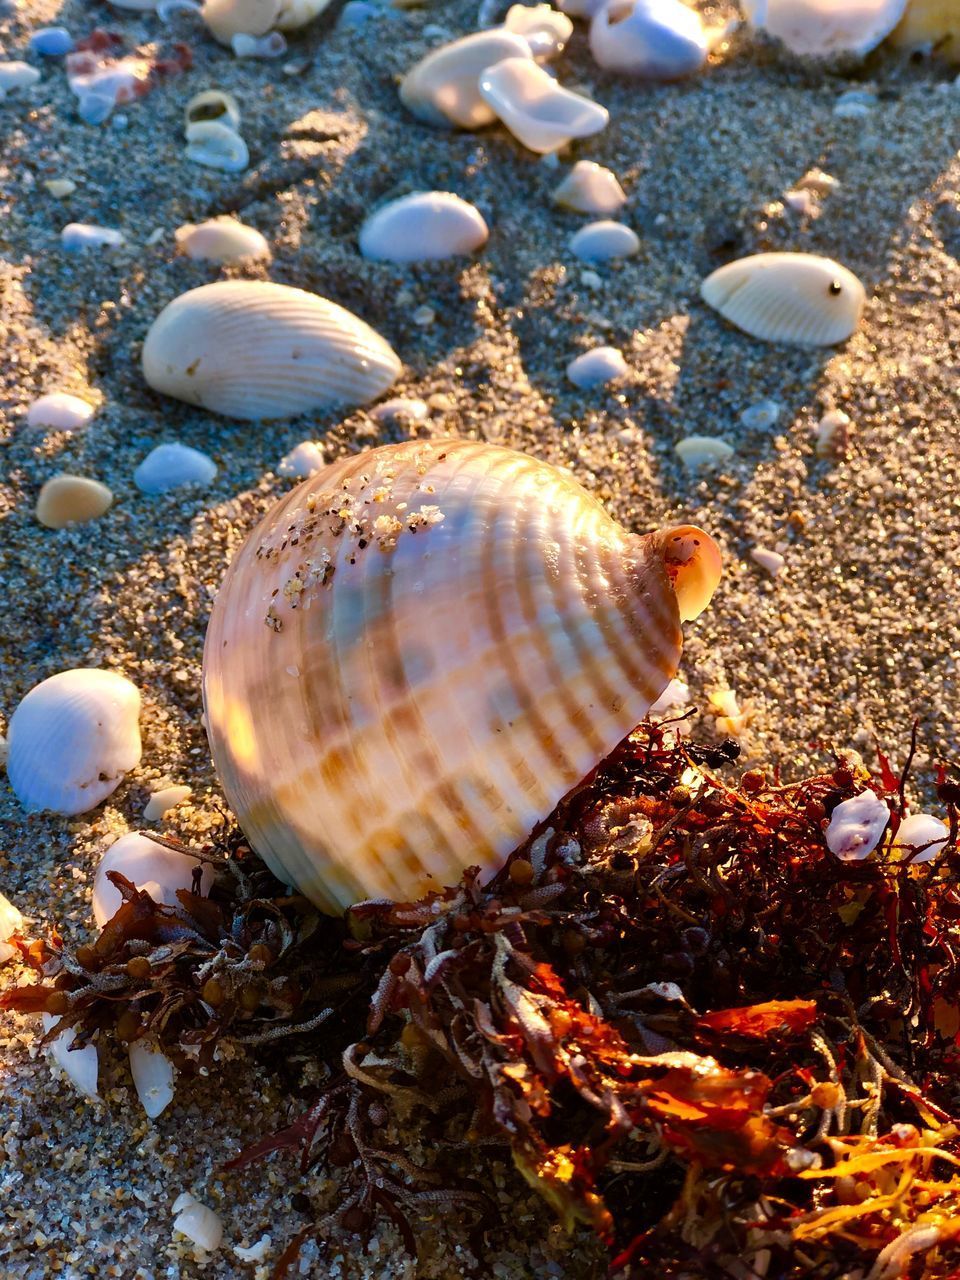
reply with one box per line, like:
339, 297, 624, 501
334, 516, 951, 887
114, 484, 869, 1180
478, 57, 609, 154
202, 0, 281, 43
742, 0, 908, 57
202, 439, 721, 911
700, 252, 866, 346
400, 30, 534, 130
359, 192, 489, 263
589, 0, 709, 78
142, 281, 401, 421
503, 3, 574, 59
7, 669, 142, 815
889, 0, 960, 60
92, 831, 215, 926
174, 216, 270, 263
553, 160, 627, 214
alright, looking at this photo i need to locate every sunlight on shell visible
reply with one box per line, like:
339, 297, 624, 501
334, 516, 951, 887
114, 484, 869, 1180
27, 392, 95, 431
589, 0, 708, 78
503, 3, 573, 58
92, 831, 215, 927
36, 475, 113, 528
400, 30, 534, 129
742, 0, 907, 56
174, 217, 271, 263
553, 160, 627, 214
478, 57, 609, 152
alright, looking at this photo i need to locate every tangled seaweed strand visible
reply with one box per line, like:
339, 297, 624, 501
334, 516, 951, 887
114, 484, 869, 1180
7, 722, 960, 1279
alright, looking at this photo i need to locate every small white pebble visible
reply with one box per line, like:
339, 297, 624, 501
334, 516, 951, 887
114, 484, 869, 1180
144, 784, 192, 821
0, 61, 41, 96
566, 345, 628, 389
134, 443, 217, 495
278, 440, 325, 478
61, 222, 124, 251
739, 399, 781, 430
412, 305, 436, 327
675, 435, 735, 472
371, 397, 430, 424
750, 547, 785, 577
44, 178, 77, 198
27, 392, 95, 431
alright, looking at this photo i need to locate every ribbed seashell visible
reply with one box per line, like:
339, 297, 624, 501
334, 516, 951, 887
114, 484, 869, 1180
202, 0, 280, 43
742, 0, 907, 56
890, 0, 960, 60
478, 57, 609, 153
142, 281, 401, 421
27, 392, 96, 431
400, 30, 533, 129
569, 219, 639, 261
567, 345, 628, 387
7, 669, 142, 815
36, 474, 113, 528
359, 192, 489, 263
589, 0, 708, 78
184, 88, 241, 132
174, 216, 270, 263
503, 3, 574, 59
134, 443, 218, 494
92, 831, 215, 926
276, 0, 333, 30
202, 439, 722, 911
701, 252, 866, 346
185, 121, 249, 172
553, 160, 627, 214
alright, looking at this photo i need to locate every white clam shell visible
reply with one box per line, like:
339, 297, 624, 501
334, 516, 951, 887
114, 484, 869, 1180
185, 121, 249, 172
278, 440, 326, 478
36, 474, 113, 528
569, 219, 639, 261
174, 217, 270, 263
478, 57, 609, 153
202, 0, 280, 43
41, 1014, 99, 1100
826, 790, 889, 861
129, 1040, 176, 1119
7, 670, 141, 815
589, 0, 708, 78
134, 443, 218, 495
566, 345, 628, 388
503, 3, 574, 58
142, 281, 401, 421
184, 89, 241, 132
893, 813, 949, 863
0, 890, 24, 965
359, 192, 489, 263
552, 160, 627, 214
92, 831, 215, 926
27, 392, 95, 432
742, 0, 907, 57
400, 30, 534, 129
701, 252, 866, 346
203, 439, 722, 911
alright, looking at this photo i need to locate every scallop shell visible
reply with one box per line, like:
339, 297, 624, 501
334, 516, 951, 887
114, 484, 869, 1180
174, 217, 271, 263
552, 160, 627, 214
400, 30, 534, 129
7, 669, 142, 815
478, 57, 609, 154
92, 831, 215, 926
700, 252, 866, 346
742, 0, 908, 56
890, 0, 960, 59
142, 281, 401, 421
589, 0, 708, 78
202, 439, 722, 911
359, 192, 489, 262
503, 3, 574, 58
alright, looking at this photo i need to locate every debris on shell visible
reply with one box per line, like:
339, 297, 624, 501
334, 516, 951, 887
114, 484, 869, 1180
750, 546, 785, 577
675, 435, 735, 472
552, 160, 627, 214
35, 474, 113, 528
129, 1041, 176, 1119
359, 192, 489, 262
41, 1014, 100, 1100
399, 30, 534, 129
589, 0, 709, 79
92, 831, 215, 926
172, 1194, 224, 1253
278, 440, 326, 478
26, 392, 96, 432
503, 3, 574, 59
741, 0, 907, 57
185, 120, 249, 172
61, 223, 125, 250
825, 789, 890, 861
814, 408, 853, 456
0, 62, 42, 97
566, 345, 629, 387
569, 219, 639, 261
0, 891, 24, 965
144, 784, 193, 821
174, 216, 271, 263
478, 57, 610, 153
892, 813, 950, 863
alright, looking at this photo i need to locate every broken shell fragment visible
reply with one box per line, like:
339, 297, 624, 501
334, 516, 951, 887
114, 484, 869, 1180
566, 345, 628, 387
144, 784, 193, 821
174, 216, 270, 263
675, 435, 735, 472
478, 57, 609, 153
185, 120, 249, 172
27, 392, 95, 431
569, 219, 639, 261
129, 1041, 176, 1119
892, 813, 949, 863
503, 3, 574, 58
742, 0, 908, 57
701, 252, 866, 346
172, 1195, 224, 1252
92, 831, 215, 926
589, 0, 708, 78
552, 160, 627, 214
184, 88, 241, 131
134, 443, 218, 495
42, 1014, 99, 1100
359, 192, 489, 262
400, 30, 534, 129
826, 790, 889, 861
36, 475, 113, 528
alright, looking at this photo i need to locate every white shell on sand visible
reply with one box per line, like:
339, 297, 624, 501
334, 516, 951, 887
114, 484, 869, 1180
203, 439, 721, 911
0, 61, 41, 96
892, 813, 949, 863
174, 217, 271, 263
7, 670, 141, 815
553, 160, 627, 214
172, 1195, 224, 1252
569, 219, 639, 261
276, 0, 333, 30
675, 435, 735, 471
400, 30, 534, 129
826, 790, 889, 860
61, 223, 124, 251
27, 392, 95, 431
184, 89, 241, 132
144, 784, 193, 821
742, 0, 907, 57
36, 475, 113, 528
479, 57, 609, 153
92, 831, 215, 926
142, 281, 401, 421
134, 443, 218, 494
567, 345, 628, 387
202, 0, 280, 43
370, 396, 429, 424
701, 252, 866, 346
589, 0, 708, 78
278, 440, 326, 477
815, 407, 853, 456
0, 890, 24, 965
41, 1014, 99, 1100
129, 1041, 176, 1119
750, 546, 785, 577
503, 3, 574, 59
359, 192, 489, 262
185, 121, 249, 172
232, 31, 287, 57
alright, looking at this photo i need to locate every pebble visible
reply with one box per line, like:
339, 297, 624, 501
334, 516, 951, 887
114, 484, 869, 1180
44, 177, 76, 197
144, 784, 193, 821
339, 0, 379, 24
133, 443, 218, 495
29, 26, 74, 56
740, 399, 781, 430
566, 345, 628, 389
0, 60, 41, 95
834, 89, 876, 118
26, 391, 95, 431
278, 440, 326, 478
35, 475, 113, 528
61, 222, 125, 250
750, 546, 785, 577
569, 220, 640, 262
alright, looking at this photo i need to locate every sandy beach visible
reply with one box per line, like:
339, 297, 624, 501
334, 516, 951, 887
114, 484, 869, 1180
2, 0, 960, 1274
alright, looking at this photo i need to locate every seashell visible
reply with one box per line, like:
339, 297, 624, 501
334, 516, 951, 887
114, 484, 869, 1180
892, 812, 949, 863
7, 669, 141, 815
890, 1, 960, 60
400, 30, 534, 129
566, 345, 628, 387
134, 443, 218, 495
142, 281, 401, 420
370, 396, 430, 424
174, 216, 270, 263
184, 88, 241, 132
202, 439, 722, 911
0, 62, 42, 97
675, 435, 735, 472
129, 1041, 176, 1119
92, 832, 215, 926
589, 0, 708, 78
569, 219, 639, 261
276, 0, 333, 30
742, 0, 907, 57
814, 407, 853, 456
172, 1195, 224, 1252
232, 30, 287, 57
185, 120, 249, 172
27, 392, 95, 432
649, 676, 690, 714
359, 192, 489, 263
41, 1014, 99, 1100
503, 3, 574, 58
826, 790, 889, 861
739, 398, 781, 429
144, 784, 192, 820
61, 223, 124, 251
552, 160, 627, 214
278, 440, 326, 478
709, 686, 752, 737
750, 546, 785, 577
45, 178, 77, 198
700, 252, 866, 346
30, 27, 74, 57
202, 0, 281, 43
478, 57, 609, 153
36, 474, 113, 528
0, 890, 24, 965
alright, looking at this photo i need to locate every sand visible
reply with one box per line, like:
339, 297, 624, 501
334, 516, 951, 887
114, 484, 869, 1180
2, 0, 960, 1274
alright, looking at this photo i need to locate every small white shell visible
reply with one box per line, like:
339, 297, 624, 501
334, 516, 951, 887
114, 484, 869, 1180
92, 831, 215, 926
129, 1041, 176, 1119
750, 546, 785, 577
566, 345, 628, 388
0, 890, 24, 965
276, 0, 333, 29
0, 61, 42, 96
503, 3, 574, 58
61, 223, 124, 251
701, 252, 866, 346
36, 475, 113, 528
479, 58, 609, 153
27, 392, 95, 432
370, 396, 430, 424
185, 121, 249, 172
739, 399, 781, 429
174, 217, 271, 263
134, 443, 218, 495
892, 813, 949, 863
202, 0, 280, 43
589, 0, 708, 78
359, 192, 489, 263
184, 89, 241, 132
552, 160, 627, 214
7, 670, 141, 815
142, 281, 401, 421
826, 790, 889, 861
675, 435, 735, 471
742, 0, 907, 57
41, 1014, 99, 1100
400, 30, 534, 129
232, 31, 287, 57
144, 784, 193, 821
172, 1195, 224, 1253
569, 219, 639, 261
278, 440, 326, 477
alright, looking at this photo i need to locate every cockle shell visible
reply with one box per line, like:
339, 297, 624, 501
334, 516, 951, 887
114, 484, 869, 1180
701, 252, 866, 346
92, 831, 215, 926
552, 160, 627, 214
503, 3, 574, 58
359, 192, 489, 262
174, 217, 271, 263
400, 30, 534, 130
142, 281, 401, 421
202, 439, 721, 912
589, 0, 709, 78
890, 0, 960, 60
742, 0, 908, 57
478, 57, 609, 153
7, 669, 142, 815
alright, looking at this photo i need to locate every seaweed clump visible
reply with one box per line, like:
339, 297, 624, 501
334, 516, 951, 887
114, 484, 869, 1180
6, 721, 960, 1279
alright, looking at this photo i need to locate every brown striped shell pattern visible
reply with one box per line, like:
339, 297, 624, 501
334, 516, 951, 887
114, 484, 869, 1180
202, 440, 722, 912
